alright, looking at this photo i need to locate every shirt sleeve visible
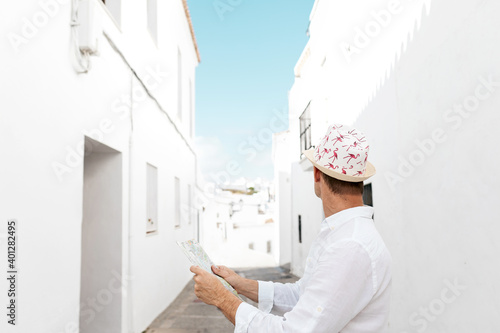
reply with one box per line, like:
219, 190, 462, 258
234, 240, 374, 333
257, 279, 302, 314
257, 281, 274, 313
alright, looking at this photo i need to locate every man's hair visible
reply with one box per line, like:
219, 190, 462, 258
321, 172, 364, 196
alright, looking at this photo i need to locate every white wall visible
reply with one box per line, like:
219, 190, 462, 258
0, 1, 199, 332
272, 131, 292, 265
353, 0, 500, 331
284, 0, 500, 331
289, 162, 323, 276
127, 77, 198, 332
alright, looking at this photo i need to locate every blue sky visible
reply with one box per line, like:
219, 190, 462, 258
189, 0, 314, 183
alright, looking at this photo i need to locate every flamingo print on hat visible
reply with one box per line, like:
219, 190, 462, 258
312, 124, 372, 179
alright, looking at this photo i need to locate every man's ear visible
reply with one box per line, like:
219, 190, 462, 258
313, 167, 322, 183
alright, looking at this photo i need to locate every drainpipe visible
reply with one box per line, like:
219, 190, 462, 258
127, 71, 135, 333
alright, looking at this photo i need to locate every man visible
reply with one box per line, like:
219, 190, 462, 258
191, 124, 392, 332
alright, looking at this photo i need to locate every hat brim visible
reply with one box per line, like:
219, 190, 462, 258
304, 148, 376, 182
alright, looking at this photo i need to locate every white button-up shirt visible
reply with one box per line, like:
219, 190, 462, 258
234, 206, 392, 333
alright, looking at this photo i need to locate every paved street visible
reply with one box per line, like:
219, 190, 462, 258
145, 265, 298, 333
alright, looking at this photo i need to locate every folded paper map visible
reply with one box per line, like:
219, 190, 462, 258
177, 239, 243, 300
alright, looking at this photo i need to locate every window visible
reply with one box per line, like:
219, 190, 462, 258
187, 184, 192, 224
175, 177, 181, 228
147, 0, 158, 45
177, 48, 183, 121
248, 243, 254, 250
146, 163, 158, 234
267, 241, 272, 254
363, 183, 373, 207
299, 102, 312, 156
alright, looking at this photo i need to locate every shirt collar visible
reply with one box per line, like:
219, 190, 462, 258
321, 206, 374, 231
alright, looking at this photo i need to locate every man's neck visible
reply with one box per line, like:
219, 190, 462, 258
322, 194, 364, 219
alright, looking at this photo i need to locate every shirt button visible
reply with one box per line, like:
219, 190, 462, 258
330, 226, 335, 230
316, 306, 323, 313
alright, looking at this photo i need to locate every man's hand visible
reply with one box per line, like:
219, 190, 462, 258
190, 265, 243, 325
190, 265, 228, 307
212, 265, 259, 303
211, 265, 243, 291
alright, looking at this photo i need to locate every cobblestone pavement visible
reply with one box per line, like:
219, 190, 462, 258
145, 265, 298, 333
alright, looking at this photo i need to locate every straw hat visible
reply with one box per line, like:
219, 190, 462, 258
303, 124, 376, 182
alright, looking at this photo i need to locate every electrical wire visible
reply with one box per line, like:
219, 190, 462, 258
103, 31, 197, 157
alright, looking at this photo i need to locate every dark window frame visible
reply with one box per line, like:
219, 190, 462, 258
299, 102, 312, 157
298, 215, 302, 243
363, 183, 373, 207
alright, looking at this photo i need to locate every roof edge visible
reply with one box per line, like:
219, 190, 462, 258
182, 0, 201, 63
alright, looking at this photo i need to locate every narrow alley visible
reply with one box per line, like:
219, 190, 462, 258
145, 265, 298, 333
2, 0, 499, 332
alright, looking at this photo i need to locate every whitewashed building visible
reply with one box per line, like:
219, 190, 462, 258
274, 0, 500, 332
1, 0, 200, 332
199, 179, 277, 267
272, 130, 293, 266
